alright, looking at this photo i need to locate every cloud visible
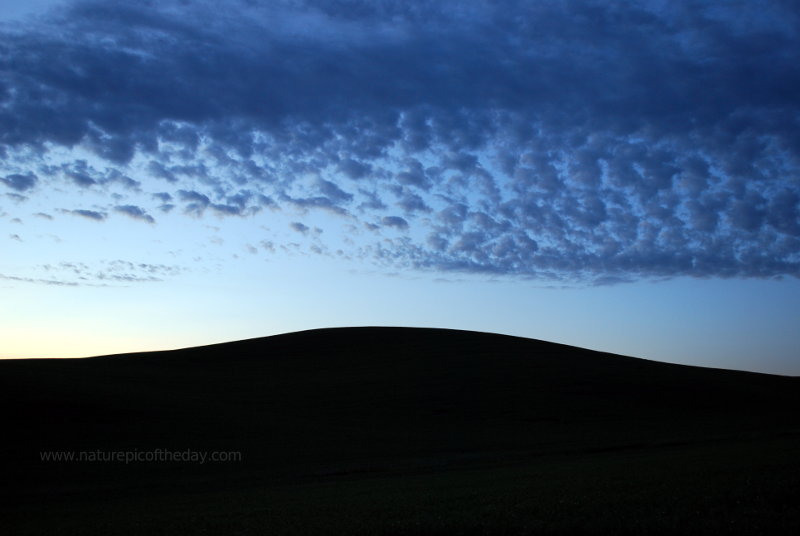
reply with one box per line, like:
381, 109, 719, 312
63, 209, 107, 221
177, 189, 211, 215
1, 173, 37, 192
0, 274, 80, 287
177, 190, 211, 205
338, 158, 371, 180
1, 0, 799, 282
317, 179, 353, 203
382, 216, 409, 230
114, 204, 155, 223
94, 260, 183, 283
290, 222, 309, 234
8, 260, 187, 286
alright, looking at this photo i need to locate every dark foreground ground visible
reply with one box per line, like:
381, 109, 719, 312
1, 327, 799, 535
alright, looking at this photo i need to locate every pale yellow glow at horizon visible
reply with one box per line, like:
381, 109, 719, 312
0, 327, 179, 359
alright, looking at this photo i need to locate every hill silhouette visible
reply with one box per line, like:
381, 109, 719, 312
2, 327, 799, 534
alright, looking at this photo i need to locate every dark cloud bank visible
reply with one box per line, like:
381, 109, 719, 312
1, 0, 799, 282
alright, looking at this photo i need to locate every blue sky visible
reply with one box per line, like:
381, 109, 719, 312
1, 0, 799, 375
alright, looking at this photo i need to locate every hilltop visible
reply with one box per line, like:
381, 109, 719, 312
2, 327, 799, 534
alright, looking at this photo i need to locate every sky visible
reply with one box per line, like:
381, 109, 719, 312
1, 0, 799, 375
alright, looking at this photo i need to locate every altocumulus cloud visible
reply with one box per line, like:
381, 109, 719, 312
1, 260, 184, 286
1, 0, 799, 282
1, 173, 37, 192
62, 209, 107, 221
114, 205, 155, 224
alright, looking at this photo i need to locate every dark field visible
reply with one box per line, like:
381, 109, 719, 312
2, 327, 799, 534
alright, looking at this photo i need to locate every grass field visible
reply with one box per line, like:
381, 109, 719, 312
2, 327, 799, 534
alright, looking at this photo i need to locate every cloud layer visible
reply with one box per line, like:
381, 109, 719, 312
2, 0, 799, 282
0, 259, 183, 286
